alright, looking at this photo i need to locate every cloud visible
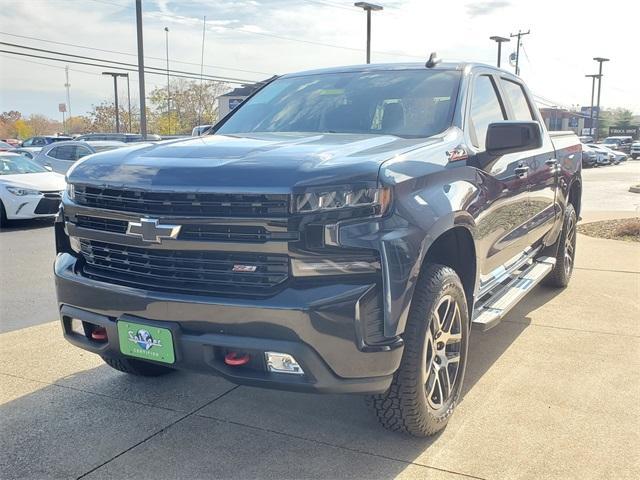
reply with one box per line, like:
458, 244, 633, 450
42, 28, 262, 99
465, 1, 511, 17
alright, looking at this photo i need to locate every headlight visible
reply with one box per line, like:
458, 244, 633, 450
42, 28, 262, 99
6, 186, 40, 196
293, 187, 391, 215
66, 183, 75, 200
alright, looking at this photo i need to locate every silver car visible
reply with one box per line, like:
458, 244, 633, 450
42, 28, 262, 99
32, 141, 126, 173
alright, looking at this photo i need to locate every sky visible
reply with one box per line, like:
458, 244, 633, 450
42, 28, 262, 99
0, 0, 637, 120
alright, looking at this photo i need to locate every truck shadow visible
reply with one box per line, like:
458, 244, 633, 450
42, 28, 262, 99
0, 218, 55, 232
0, 286, 563, 478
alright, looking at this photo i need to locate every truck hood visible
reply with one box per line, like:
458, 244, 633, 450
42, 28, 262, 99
67, 132, 438, 191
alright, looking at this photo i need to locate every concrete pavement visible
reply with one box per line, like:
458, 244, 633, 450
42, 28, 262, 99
1, 231, 638, 480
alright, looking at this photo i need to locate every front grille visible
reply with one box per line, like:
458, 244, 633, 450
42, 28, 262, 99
73, 216, 298, 243
73, 185, 289, 217
79, 240, 289, 296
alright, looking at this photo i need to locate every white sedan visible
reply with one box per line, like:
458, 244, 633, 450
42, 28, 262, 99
0, 153, 66, 226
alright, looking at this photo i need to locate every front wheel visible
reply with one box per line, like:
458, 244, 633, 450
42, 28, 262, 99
369, 264, 469, 437
543, 203, 577, 288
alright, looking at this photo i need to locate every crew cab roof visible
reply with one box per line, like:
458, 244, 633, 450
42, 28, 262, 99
280, 62, 516, 79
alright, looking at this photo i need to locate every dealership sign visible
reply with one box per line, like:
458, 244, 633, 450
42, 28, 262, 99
609, 126, 639, 137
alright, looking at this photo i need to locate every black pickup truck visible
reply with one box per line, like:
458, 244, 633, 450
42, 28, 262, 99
55, 62, 581, 437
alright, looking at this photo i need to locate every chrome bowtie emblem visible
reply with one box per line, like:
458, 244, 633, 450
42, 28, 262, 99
126, 218, 181, 243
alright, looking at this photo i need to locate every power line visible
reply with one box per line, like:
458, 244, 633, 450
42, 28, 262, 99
0, 31, 272, 76
0, 48, 255, 84
0, 42, 262, 84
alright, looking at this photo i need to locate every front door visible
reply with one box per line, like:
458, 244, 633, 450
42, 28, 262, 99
498, 78, 557, 246
466, 73, 533, 277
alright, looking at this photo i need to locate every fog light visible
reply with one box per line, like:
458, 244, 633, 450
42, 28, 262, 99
265, 352, 304, 375
70, 318, 84, 335
69, 236, 82, 254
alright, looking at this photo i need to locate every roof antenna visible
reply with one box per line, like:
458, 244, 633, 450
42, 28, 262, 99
425, 52, 441, 68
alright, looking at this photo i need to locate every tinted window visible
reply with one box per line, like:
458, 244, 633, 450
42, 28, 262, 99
75, 146, 92, 159
501, 79, 534, 120
217, 70, 462, 138
49, 145, 75, 160
33, 138, 46, 146
469, 75, 506, 150
22, 138, 33, 147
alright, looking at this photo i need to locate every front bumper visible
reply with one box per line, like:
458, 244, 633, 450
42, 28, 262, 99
3, 193, 60, 220
55, 253, 403, 394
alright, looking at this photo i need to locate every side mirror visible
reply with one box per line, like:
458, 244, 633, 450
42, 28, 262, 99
486, 121, 542, 156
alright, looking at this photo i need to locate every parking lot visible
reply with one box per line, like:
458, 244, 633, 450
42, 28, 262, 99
1, 162, 639, 479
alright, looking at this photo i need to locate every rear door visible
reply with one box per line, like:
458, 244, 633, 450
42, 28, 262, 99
466, 72, 532, 277
45, 145, 76, 173
498, 77, 558, 245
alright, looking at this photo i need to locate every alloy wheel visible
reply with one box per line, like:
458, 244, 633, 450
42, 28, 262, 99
564, 213, 576, 277
424, 295, 463, 410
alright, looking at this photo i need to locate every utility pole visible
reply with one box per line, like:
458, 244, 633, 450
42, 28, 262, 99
593, 57, 610, 141
164, 26, 171, 134
198, 15, 206, 127
354, 2, 383, 64
510, 30, 530, 76
124, 73, 132, 133
585, 74, 600, 138
136, 0, 147, 138
64, 65, 71, 121
102, 72, 127, 133
489, 36, 510, 68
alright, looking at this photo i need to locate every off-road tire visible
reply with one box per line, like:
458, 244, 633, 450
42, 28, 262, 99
543, 203, 577, 288
102, 356, 174, 376
368, 264, 469, 437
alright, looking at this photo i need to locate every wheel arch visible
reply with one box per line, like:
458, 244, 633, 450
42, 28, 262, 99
418, 223, 477, 320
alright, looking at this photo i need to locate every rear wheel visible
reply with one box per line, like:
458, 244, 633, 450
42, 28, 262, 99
543, 203, 577, 288
101, 356, 174, 377
369, 264, 469, 437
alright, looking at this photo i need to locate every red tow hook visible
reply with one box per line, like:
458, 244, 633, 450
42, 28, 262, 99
91, 327, 108, 342
224, 351, 251, 366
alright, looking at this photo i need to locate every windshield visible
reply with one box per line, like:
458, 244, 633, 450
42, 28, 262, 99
0, 155, 47, 175
217, 70, 461, 138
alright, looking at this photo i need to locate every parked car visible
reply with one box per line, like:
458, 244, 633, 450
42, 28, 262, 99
587, 144, 618, 165
581, 144, 598, 168
20, 136, 73, 153
630, 141, 640, 160
0, 153, 66, 227
11, 148, 36, 159
32, 140, 127, 173
0, 140, 15, 152
588, 144, 628, 163
55, 61, 581, 437
1, 138, 21, 147
192, 125, 213, 136
75, 133, 161, 143
602, 136, 633, 154
578, 135, 594, 144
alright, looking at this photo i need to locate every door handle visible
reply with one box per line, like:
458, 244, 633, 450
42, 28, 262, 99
545, 158, 559, 166
514, 165, 530, 177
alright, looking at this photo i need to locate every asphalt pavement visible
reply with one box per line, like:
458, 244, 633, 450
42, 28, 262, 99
1, 160, 639, 479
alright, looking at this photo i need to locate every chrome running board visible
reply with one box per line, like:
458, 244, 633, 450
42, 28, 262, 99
472, 256, 556, 331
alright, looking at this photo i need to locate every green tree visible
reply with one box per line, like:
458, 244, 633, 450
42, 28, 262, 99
610, 108, 634, 127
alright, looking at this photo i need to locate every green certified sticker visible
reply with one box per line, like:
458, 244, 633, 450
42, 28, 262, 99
117, 321, 175, 364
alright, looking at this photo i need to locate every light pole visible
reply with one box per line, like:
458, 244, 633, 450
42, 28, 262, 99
585, 74, 600, 138
489, 36, 510, 68
354, 2, 383, 64
136, 0, 147, 138
102, 72, 128, 133
593, 57, 609, 141
164, 26, 171, 134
